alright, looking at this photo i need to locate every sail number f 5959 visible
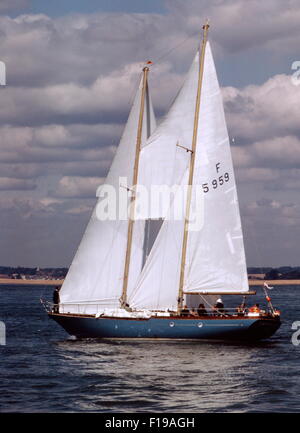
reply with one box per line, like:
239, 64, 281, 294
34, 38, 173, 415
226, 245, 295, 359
202, 162, 230, 193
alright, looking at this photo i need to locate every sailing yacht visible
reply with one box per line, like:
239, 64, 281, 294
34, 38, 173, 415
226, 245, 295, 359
45, 23, 281, 341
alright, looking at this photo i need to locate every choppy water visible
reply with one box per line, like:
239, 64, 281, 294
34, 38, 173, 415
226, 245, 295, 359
0, 284, 299, 413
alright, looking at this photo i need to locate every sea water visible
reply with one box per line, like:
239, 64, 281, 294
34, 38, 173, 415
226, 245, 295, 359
0, 284, 299, 413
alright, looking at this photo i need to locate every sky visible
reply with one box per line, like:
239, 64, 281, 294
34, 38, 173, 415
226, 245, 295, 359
0, 0, 299, 268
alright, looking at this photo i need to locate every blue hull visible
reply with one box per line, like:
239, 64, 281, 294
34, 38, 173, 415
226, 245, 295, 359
49, 313, 281, 341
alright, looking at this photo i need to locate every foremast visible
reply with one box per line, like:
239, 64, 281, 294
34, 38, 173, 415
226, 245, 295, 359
120, 66, 150, 308
177, 22, 210, 314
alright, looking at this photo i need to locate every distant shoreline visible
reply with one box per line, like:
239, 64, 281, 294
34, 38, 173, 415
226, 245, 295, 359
0, 278, 63, 286
249, 279, 300, 286
0, 278, 299, 286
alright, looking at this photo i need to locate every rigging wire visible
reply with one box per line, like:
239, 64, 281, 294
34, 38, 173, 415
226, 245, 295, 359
151, 30, 201, 66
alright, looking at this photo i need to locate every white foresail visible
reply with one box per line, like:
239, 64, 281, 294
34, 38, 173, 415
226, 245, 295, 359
136, 54, 201, 218
129, 170, 189, 311
59, 76, 156, 315
129, 41, 248, 311
183, 42, 249, 294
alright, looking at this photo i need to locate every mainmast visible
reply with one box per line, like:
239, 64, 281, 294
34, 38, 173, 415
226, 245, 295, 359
120, 66, 149, 308
177, 22, 210, 314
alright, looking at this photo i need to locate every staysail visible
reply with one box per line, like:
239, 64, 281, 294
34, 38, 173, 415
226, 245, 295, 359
129, 39, 249, 312
136, 53, 200, 218
59, 72, 156, 315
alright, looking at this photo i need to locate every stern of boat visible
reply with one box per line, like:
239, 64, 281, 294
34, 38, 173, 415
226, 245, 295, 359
245, 315, 281, 340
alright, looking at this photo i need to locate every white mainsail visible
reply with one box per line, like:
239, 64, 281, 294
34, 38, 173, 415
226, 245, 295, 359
59, 75, 156, 315
129, 41, 249, 312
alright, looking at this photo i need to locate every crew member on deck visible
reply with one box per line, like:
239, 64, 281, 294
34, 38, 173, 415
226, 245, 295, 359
53, 286, 60, 313
197, 303, 207, 316
214, 298, 225, 314
181, 305, 190, 316
237, 298, 246, 315
249, 303, 260, 313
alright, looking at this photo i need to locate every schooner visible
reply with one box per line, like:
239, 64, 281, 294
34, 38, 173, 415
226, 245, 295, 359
44, 23, 281, 341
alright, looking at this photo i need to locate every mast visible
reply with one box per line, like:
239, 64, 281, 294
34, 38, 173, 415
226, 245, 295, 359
120, 66, 149, 308
177, 21, 210, 314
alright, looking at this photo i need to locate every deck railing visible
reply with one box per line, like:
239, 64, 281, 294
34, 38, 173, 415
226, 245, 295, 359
40, 298, 278, 318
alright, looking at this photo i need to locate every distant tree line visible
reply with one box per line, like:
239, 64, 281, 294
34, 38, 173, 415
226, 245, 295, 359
1, 266, 300, 280
248, 266, 300, 280
264, 268, 300, 280
0, 266, 68, 278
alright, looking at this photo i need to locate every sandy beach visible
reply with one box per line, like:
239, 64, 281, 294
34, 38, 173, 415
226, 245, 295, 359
249, 279, 300, 286
0, 278, 299, 286
0, 278, 63, 286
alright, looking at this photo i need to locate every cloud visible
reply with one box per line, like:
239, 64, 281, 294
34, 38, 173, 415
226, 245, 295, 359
0, 177, 36, 190
0, 162, 43, 179
0, 3, 299, 266
0, 12, 180, 88
0, 0, 30, 13
1, 1, 299, 93
0, 60, 184, 128
223, 74, 300, 143
0, 197, 50, 221
166, 0, 300, 55
53, 176, 104, 198
244, 198, 300, 228
231, 135, 300, 198
225, 75, 300, 193
65, 204, 93, 215
251, 136, 300, 168
0, 124, 117, 169
0, 195, 90, 266
34, 124, 121, 148
0, 195, 90, 217
240, 198, 300, 266
233, 136, 300, 172
236, 167, 280, 183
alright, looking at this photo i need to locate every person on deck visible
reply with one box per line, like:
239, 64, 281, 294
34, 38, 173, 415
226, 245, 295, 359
214, 298, 225, 315
53, 286, 60, 313
181, 305, 190, 316
237, 299, 247, 315
197, 303, 207, 316
249, 303, 260, 313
